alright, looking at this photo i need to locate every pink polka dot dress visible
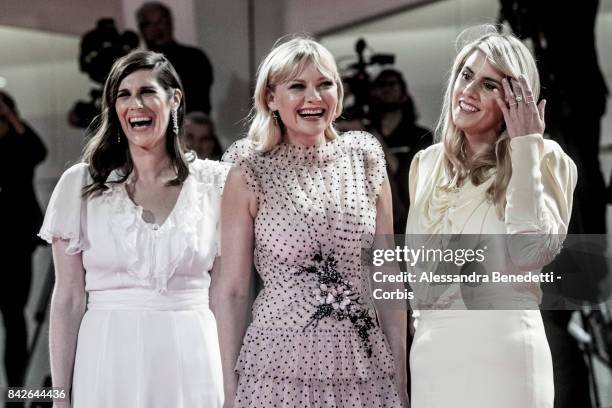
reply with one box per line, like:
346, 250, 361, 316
223, 131, 402, 407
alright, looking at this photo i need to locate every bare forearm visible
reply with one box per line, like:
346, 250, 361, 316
49, 292, 86, 392
213, 292, 251, 399
379, 308, 409, 407
379, 309, 407, 374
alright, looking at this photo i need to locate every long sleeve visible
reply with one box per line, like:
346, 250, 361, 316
505, 134, 577, 269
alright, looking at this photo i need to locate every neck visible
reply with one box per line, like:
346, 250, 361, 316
129, 143, 174, 184
464, 131, 497, 158
284, 132, 326, 147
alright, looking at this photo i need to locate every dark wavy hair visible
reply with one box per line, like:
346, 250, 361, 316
82, 50, 188, 197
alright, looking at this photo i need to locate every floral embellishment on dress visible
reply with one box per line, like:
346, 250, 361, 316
295, 247, 376, 357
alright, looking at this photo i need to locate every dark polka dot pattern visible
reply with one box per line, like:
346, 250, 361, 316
222, 131, 402, 407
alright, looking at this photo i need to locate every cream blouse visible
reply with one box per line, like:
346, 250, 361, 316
406, 134, 577, 309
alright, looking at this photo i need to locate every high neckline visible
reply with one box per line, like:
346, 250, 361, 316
267, 136, 344, 166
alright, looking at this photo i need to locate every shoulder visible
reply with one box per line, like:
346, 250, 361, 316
415, 142, 443, 165
338, 131, 383, 156
409, 143, 443, 185
222, 137, 258, 164
542, 137, 567, 158
58, 162, 90, 184
48, 162, 90, 203
189, 158, 231, 189
541, 138, 577, 181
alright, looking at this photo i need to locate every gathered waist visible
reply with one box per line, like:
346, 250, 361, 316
87, 288, 209, 311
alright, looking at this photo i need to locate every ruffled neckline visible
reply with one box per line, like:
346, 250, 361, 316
100, 166, 206, 293
407, 147, 496, 235
419, 170, 494, 235
267, 136, 344, 166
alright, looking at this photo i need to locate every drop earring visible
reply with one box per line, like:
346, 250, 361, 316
172, 109, 178, 135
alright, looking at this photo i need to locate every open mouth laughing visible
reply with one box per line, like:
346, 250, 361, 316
297, 108, 325, 119
128, 116, 154, 129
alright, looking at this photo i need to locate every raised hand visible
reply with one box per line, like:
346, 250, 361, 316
0, 96, 25, 134
0, 97, 11, 117
494, 74, 546, 139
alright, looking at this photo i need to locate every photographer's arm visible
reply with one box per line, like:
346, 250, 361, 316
49, 239, 87, 408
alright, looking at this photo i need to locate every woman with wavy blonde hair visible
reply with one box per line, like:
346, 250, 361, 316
215, 35, 408, 407
406, 26, 577, 407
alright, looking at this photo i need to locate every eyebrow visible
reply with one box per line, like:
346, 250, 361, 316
288, 77, 333, 83
463, 66, 503, 86
117, 85, 157, 93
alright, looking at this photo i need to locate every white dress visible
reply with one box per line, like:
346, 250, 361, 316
406, 134, 577, 408
39, 159, 229, 408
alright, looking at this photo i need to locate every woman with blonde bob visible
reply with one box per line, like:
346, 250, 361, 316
215, 35, 408, 407
405, 25, 577, 408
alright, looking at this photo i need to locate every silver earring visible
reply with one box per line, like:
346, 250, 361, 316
271, 111, 279, 125
117, 131, 121, 144
172, 110, 179, 135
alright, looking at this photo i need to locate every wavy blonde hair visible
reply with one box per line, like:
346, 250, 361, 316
437, 25, 540, 218
247, 35, 344, 152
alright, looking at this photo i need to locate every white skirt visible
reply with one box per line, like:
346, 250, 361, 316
410, 310, 554, 408
71, 289, 223, 408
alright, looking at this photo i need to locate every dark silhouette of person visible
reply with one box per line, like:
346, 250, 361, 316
0, 91, 47, 393
183, 111, 223, 161
500, 2, 608, 407
136, 1, 214, 114
368, 69, 433, 233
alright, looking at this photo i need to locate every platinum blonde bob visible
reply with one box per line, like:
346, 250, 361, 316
247, 35, 344, 152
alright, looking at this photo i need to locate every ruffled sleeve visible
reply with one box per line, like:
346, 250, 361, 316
38, 162, 90, 254
209, 160, 231, 256
505, 134, 578, 268
344, 131, 387, 200
222, 138, 261, 197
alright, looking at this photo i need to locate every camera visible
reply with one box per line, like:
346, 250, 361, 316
69, 18, 139, 129
340, 38, 395, 122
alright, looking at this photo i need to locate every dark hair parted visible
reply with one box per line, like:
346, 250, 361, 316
82, 50, 188, 197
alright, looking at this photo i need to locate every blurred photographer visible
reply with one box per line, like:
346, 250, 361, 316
368, 69, 432, 233
137, 2, 214, 114
69, 18, 139, 128
0, 91, 47, 391
183, 111, 223, 160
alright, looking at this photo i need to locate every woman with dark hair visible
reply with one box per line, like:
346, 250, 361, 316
39, 51, 227, 408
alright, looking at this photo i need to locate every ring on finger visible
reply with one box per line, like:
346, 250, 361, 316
525, 96, 535, 103
515, 95, 523, 102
